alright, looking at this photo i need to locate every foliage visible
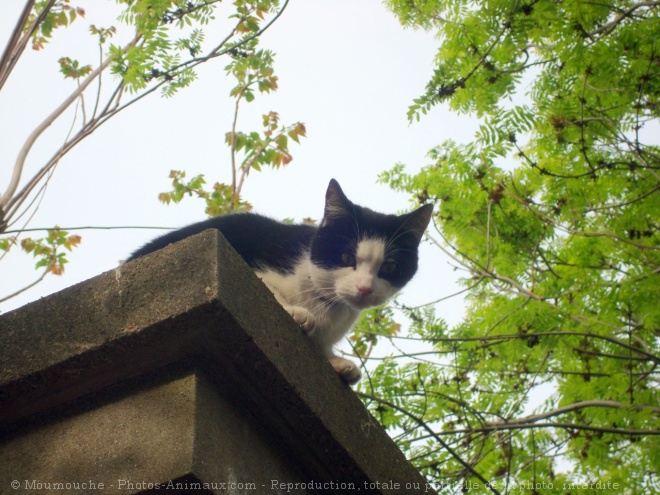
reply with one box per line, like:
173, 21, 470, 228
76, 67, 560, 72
358, 1, 660, 493
28, 0, 87, 51
159, 44, 306, 216
351, 305, 402, 357
0, 0, 289, 304
18, 227, 81, 275
0, 227, 81, 304
158, 169, 254, 216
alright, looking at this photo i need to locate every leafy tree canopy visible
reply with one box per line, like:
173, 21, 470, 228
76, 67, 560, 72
355, 1, 660, 493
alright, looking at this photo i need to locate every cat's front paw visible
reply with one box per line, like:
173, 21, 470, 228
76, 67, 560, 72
286, 306, 316, 333
328, 357, 362, 385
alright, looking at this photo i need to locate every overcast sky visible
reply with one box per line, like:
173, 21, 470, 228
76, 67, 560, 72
0, 1, 477, 324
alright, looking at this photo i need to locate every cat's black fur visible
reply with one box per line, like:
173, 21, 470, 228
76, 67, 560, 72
128, 213, 316, 273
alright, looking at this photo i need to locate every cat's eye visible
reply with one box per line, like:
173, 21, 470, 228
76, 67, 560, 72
341, 252, 356, 267
380, 261, 397, 276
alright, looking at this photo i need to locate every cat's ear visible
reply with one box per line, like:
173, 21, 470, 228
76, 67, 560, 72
322, 179, 353, 225
401, 203, 433, 244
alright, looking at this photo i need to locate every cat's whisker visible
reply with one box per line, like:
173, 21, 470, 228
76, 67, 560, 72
385, 227, 414, 252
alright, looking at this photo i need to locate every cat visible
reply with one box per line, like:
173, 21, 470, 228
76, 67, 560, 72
128, 179, 433, 384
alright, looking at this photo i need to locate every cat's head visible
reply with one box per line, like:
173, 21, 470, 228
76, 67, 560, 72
310, 179, 433, 310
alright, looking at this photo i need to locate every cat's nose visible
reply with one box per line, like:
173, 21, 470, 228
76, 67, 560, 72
357, 286, 373, 297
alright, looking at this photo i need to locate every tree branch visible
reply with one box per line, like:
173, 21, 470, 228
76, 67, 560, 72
488, 400, 660, 427
589, 1, 660, 37
0, 0, 54, 92
0, 36, 132, 210
453, 422, 660, 436
356, 391, 502, 495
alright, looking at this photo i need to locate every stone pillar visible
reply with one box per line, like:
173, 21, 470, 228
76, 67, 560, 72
0, 230, 433, 494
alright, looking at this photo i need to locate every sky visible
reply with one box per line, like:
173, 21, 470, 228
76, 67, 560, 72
0, 0, 477, 327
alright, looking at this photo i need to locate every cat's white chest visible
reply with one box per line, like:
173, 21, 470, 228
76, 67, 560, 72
255, 257, 360, 353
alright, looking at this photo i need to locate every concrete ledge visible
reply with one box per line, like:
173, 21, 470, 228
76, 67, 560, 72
2, 367, 309, 494
0, 229, 432, 494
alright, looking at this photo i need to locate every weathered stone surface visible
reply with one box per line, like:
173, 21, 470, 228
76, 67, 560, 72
2, 368, 309, 494
0, 229, 433, 494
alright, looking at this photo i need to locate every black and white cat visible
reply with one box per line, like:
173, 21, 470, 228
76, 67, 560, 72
128, 179, 432, 384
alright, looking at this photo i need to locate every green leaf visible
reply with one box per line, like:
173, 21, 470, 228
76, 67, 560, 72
275, 134, 287, 150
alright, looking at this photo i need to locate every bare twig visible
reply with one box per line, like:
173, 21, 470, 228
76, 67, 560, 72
0, 265, 51, 304
229, 86, 246, 202
2, 225, 172, 234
